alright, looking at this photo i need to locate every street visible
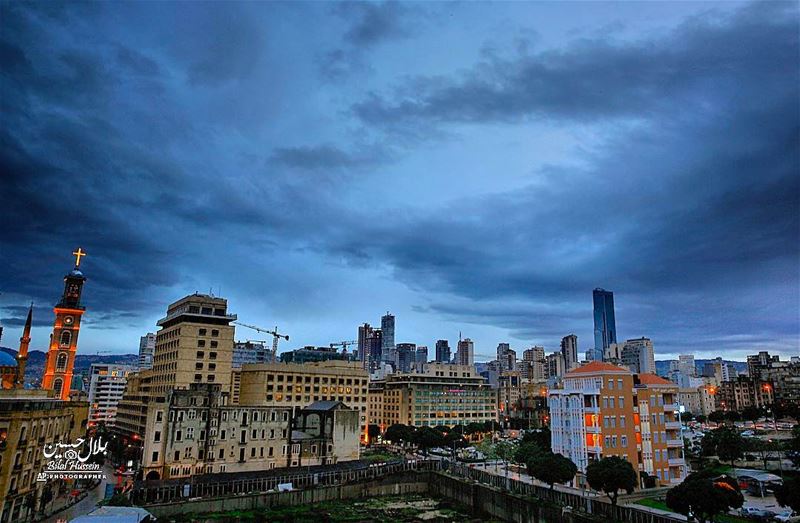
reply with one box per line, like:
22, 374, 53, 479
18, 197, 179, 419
40, 464, 114, 523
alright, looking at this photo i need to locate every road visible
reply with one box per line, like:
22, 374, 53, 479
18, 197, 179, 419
40, 464, 114, 523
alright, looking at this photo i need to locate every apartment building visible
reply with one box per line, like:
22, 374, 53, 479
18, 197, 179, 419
548, 361, 686, 488
87, 363, 136, 427
716, 376, 774, 412
141, 384, 359, 481
0, 390, 88, 522
150, 293, 237, 396
679, 385, 716, 417
498, 371, 522, 418
237, 360, 369, 442
369, 363, 496, 429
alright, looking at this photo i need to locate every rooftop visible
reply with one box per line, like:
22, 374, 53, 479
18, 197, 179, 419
566, 361, 630, 376
636, 373, 675, 386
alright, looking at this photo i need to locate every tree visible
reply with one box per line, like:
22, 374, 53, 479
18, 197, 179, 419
787, 424, 800, 467
725, 410, 742, 422
741, 406, 763, 423
708, 410, 726, 424
412, 426, 444, 456
745, 438, 781, 470
384, 424, 415, 445
774, 477, 800, 514
465, 422, 484, 436
514, 441, 545, 471
527, 452, 577, 490
433, 425, 450, 434
521, 427, 552, 452
665, 471, 744, 523
585, 456, 637, 509
640, 471, 657, 489
367, 424, 381, 444
696, 414, 707, 424
702, 426, 745, 471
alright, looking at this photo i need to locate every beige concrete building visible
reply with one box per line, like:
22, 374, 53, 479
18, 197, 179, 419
369, 363, 496, 429
0, 390, 88, 522
141, 385, 359, 481
238, 360, 369, 442
151, 294, 237, 396
679, 386, 716, 417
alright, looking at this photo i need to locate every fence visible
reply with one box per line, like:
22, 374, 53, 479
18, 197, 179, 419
132, 458, 441, 505
438, 462, 686, 523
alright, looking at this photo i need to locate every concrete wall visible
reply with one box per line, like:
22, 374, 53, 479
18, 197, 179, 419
145, 471, 428, 519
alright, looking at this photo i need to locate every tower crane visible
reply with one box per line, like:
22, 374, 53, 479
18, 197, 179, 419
234, 322, 289, 358
329, 340, 358, 353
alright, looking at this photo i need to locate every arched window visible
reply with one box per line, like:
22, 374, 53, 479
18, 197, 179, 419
53, 378, 63, 397
60, 330, 72, 346
56, 353, 68, 371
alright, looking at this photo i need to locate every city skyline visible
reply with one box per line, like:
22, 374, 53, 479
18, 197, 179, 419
1, 2, 798, 360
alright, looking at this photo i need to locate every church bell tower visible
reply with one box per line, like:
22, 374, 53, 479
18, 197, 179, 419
42, 248, 87, 400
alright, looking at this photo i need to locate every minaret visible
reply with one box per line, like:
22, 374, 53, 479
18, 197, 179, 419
15, 304, 32, 389
42, 248, 88, 400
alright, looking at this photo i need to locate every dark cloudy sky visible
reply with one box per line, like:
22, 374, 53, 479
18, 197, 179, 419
1, 1, 798, 361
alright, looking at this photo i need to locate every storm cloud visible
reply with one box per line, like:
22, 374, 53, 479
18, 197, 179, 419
0, 1, 797, 359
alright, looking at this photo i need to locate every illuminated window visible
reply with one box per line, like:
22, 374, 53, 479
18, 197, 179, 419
60, 330, 71, 346
56, 353, 68, 371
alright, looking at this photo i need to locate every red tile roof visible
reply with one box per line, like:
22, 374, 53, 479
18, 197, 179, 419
566, 361, 631, 375
636, 373, 674, 386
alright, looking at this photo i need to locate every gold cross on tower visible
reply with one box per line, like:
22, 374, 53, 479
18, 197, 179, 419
72, 247, 87, 267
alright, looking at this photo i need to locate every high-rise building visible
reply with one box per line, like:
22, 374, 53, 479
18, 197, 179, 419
380, 313, 395, 365
497, 343, 517, 372
560, 334, 579, 371
88, 363, 136, 426
522, 346, 545, 380
549, 362, 686, 487
746, 351, 800, 407
678, 355, 695, 378
435, 340, 451, 364
592, 288, 617, 362
42, 249, 88, 400
621, 337, 656, 374
139, 332, 156, 370
546, 352, 565, 379
396, 343, 416, 373
357, 323, 374, 368
456, 338, 474, 366
151, 293, 237, 395
415, 346, 428, 371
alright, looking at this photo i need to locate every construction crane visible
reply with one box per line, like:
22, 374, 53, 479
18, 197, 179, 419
234, 322, 289, 358
329, 340, 358, 353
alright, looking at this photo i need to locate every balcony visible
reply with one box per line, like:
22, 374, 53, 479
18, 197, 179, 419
665, 421, 681, 430
585, 425, 600, 433
586, 444, 602, 454
666, 439, 683, 447
663, 403, 678, 412
668, 458, 685, 467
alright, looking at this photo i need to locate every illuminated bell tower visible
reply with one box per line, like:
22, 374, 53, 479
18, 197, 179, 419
42, 248, 87, 400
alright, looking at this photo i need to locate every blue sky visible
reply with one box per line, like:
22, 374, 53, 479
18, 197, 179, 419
1, 1, 798, 361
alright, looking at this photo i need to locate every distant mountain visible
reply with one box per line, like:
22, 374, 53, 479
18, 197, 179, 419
0, 347, 138, 386
655, 358, 748, 377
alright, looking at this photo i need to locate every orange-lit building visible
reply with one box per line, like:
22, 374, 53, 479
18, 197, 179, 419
548, 361, 687, 487
42, 249, 87, 400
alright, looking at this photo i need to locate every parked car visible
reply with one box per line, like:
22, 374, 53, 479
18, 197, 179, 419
773, 510, 800, 522
741, 506, 776, 520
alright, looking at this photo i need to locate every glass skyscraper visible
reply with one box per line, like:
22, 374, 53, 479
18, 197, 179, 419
592, 288, 617, 360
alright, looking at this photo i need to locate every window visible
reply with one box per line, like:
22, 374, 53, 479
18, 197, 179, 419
56, 353, 68, 371
198, 340, 206, 347
619, 397, 624, 408
211, 329, 219, 337
621, 435, 628, 447
156, 411, 163, 422
620, 416, 626, 428
210, 341, 218, 348
607, 379, 614, 390
152, 451, 159, 462
154, 431, 161, 442
199, 329, 207, 336
53, 378, 63, 397
209, 352, 217, 360
60, 330, 72, 346
197, 351, 204, 358
609, 397, 615, 408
